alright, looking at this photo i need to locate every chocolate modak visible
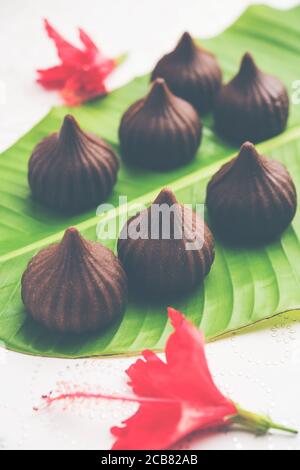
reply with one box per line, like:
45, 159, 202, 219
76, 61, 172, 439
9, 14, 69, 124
206, 142, 297, 245
214, 53, 289, 144
22, 228, 128, 334
117, 188, 214, 297
119, 79, 202, 171
28, 115, 119, 214
151, 32, 222, 114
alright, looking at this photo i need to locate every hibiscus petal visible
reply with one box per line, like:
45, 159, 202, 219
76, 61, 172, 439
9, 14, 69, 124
60, 71, 107, 106
111, 399, 236, 450
126, 309, 235, 406
127, 353, 169, 399
79, 28, 99, 56
166, 308, 233, 406
44, 19, 83, 65
37, 65, 74, 90
112, 403, 183, 450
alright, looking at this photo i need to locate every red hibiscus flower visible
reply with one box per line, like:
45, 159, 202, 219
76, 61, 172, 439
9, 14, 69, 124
37, 20, 120, 106
111, 308, 237, 450
38, 308, 297, 450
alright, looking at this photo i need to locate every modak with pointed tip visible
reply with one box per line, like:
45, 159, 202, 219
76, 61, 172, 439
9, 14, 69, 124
117, 188, 214, 297
214, 53, 289, 144
119, 79, 202, 171
28, 115, 119, 214
206, 142, 297, 245
21, 228, 128, 334
151, 32, 222, 114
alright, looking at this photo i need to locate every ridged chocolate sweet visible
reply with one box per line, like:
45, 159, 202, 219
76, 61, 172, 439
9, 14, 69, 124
206, 142, 297, 245
214, 53, 289, 144
21, 228, 128, 334
28, 115, 119, 213
151, 32, 222, 114
119, 78, 202, 171
117, 188, 214, 297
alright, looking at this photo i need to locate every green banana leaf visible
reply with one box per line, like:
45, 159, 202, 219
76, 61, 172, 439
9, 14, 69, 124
1, 4, 300, 358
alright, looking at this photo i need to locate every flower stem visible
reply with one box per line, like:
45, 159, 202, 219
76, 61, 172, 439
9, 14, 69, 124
115, 53, 128, 66
228, 406, 298, 435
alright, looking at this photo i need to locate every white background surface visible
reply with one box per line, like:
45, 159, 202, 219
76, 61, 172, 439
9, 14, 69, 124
0, 0, 300, 451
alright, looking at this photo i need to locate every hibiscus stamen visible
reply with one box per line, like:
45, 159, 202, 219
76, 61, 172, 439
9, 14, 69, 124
35, 390, 180, 411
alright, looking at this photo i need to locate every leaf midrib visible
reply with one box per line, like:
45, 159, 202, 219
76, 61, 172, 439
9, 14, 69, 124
1, 124, 300, 264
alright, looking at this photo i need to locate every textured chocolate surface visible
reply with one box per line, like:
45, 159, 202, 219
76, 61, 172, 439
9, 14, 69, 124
22, 228, 128, 334
214, 53, 289, 144
28, 115, 119, 213
151, 32, 222, 114
119, 78, 202, 171
206, 142, 297, 245
118, 188, 214, 297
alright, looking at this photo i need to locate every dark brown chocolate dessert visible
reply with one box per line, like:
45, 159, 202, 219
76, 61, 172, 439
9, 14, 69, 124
206, 142, 297, 245
117, 188, 214, 297
28, 115, 119, 214
214, 53, 289, 145
21, 228, 128, 334
119, 79, 202, 171
151, 32, 222, 114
